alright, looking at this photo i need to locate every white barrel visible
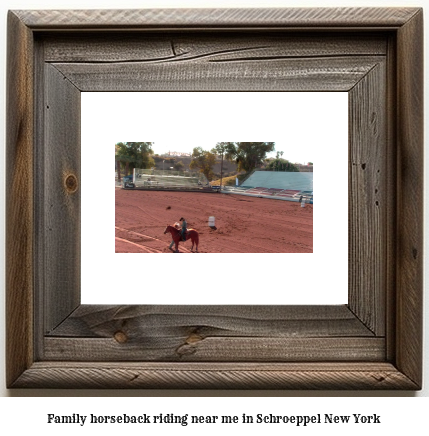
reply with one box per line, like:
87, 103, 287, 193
208, 216, 215, 226
301, 199, 306, 208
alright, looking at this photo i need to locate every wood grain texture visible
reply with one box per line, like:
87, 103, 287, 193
13, 8, 421, 29
43, 305, 380, 362
33, 38, 46, 361
348, 62, 386, 336
43, 64, 81, 333
44, 33, 387, 92
44, 337, 385, 362
395, 9, 424, 388
5, 11, 35, 388
11, 362, 419, 390
47, 305, 375, 338
384, 34, 398, 364
42, 33, 388, 63
52, 56, 383, 92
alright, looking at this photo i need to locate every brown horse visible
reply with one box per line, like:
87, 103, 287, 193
164, 225, 199, 253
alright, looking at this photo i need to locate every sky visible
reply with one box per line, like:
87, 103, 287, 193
87, 91, 348, 165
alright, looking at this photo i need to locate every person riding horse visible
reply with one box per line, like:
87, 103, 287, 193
179, 217, 187, 241
164, 222, 199, 253
168, 219, 187, 251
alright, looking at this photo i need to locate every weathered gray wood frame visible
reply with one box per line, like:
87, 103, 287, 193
6, 8, 423, 389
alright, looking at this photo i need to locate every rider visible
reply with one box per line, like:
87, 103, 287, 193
179, 217, 187, 241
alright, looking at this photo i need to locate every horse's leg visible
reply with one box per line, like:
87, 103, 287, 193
168, 239, 175, 252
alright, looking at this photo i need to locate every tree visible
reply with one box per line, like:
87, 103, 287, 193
115, 142, 155, 174
266, 158, 299, 172
189, 147, 217, 181
222, 142, 275, 172
211, 142, 236, 188
173, 160, 185, 172
115, 142, 133, 176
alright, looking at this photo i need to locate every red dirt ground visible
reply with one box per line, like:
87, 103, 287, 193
115, 188, 313, 253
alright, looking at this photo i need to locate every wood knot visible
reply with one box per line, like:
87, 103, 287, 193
64, 174, 78, 193
185, 333, 203, 344
373, 375, 386, 383
176, 332, 203, 357
114, 331, 128, 343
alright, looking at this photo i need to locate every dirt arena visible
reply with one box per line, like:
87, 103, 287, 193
115, 188, 313, 253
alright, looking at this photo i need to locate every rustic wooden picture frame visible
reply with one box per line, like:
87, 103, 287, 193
6, 8, 423, 390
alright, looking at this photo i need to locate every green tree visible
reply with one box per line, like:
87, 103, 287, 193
212, 142, 236, 157
189, 147, 217, 181
223, 142, 275, 172
211, 142, 237, 188
115, 142, 134, 176
266, 158, 299, 172
173, 160, 185, 172
115, 142, 155, 174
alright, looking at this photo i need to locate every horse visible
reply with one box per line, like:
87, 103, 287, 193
164, 225, 199, 253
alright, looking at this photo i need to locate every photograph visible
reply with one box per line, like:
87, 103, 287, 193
114, 141, 314, 254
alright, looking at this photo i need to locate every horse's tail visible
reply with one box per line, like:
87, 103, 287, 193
190, 229, 199, 245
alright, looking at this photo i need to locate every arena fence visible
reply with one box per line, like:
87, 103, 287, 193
121, 168, 212, 191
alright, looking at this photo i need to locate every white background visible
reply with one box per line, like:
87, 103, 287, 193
106, 94, 318, 165
82, 92, 348, 305
0, 0, 428, 428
